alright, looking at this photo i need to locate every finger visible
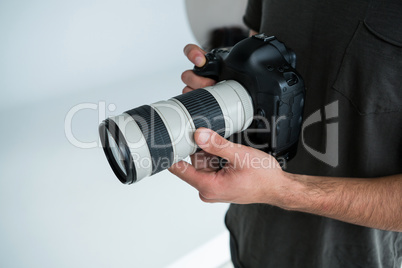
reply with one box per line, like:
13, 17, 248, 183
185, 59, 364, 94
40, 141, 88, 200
184, 44, 207, 67
168, 160, 214, 191
198, 192, 231, 204
181, 70, 215, 89
191, 150, 221, 171
194, 128, 248, 163
199, 193, 215, 203
199, 192, 222, 203
182, 86, 195, 94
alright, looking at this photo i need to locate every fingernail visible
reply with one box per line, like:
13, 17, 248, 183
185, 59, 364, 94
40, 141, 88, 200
197, 130, 211, 145
194, 56, 204, 67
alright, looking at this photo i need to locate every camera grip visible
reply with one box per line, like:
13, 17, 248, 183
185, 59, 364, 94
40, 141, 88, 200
193, 53, 220, 81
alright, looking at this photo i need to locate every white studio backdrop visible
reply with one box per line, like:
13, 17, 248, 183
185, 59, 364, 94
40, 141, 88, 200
0, 0, 195, 109
0, 1, 242, 267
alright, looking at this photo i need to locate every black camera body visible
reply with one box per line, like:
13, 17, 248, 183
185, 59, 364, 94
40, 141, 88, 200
194, 34, 305, 161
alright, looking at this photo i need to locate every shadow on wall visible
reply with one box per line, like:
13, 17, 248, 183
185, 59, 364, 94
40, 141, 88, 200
185, 0, 248, 50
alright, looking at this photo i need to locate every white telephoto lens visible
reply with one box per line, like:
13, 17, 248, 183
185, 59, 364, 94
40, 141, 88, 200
99, 80, 253, 184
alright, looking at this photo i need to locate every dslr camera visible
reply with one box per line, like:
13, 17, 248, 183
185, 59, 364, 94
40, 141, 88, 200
99, 34, 305, 184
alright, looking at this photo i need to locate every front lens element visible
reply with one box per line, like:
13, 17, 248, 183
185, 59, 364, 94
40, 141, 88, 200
99, 119, 136, 184
107, 129, 127, 176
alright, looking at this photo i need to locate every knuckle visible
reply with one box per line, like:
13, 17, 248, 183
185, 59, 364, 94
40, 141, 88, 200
211, 133, 228, 150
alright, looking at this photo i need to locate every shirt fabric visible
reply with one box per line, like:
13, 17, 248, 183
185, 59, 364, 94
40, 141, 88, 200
225, 0, 402, 267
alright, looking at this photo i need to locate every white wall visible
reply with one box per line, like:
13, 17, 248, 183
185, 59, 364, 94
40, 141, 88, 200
0, 0, 194, 109
0, 1, 232, 267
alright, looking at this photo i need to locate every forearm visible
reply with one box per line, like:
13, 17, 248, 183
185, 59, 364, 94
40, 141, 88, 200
170, 126, 402, 231
276, 173, 402, 232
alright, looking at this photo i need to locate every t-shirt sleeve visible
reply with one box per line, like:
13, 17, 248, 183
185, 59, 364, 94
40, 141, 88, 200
243, 0, 262, 32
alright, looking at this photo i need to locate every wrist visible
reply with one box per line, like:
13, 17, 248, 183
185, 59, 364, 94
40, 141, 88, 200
272, 172, 312, 211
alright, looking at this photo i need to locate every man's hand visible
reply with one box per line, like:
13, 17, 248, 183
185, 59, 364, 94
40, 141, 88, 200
169, 128, 293, 205
169, 128, 402, 231
177, 43, 296, 207
181, 44, 216, 93
175, 44, 402, 232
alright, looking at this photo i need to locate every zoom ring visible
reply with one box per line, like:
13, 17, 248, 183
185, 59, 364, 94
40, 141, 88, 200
173, 89, 225, 137
125, 105, 174, 175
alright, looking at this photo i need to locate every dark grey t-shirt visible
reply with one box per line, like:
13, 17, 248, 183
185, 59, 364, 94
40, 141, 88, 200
225, 0, 402, 267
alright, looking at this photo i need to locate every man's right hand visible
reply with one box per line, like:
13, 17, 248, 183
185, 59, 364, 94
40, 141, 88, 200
181, 44, 216, 94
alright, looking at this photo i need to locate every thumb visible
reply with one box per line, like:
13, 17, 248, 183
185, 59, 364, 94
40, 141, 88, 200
184, 44, 207, 67
194, 128, 245, 163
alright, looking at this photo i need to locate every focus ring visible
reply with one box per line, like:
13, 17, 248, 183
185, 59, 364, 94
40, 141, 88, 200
173, 89, 225, 136
125, 105, 174, 175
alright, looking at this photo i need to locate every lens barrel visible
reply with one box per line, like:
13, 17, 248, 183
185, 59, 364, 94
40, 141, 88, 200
99, 80, 253, 184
